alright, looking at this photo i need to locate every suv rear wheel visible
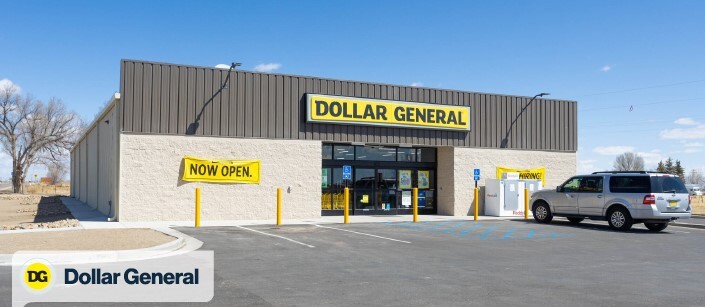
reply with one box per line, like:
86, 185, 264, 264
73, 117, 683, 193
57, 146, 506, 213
607, 207, 633, 231
533, 202, 553, 223
644, 222, 668, 232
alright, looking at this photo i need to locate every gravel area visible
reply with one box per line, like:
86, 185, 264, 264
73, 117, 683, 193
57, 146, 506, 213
0, 194, 80, 230
0, 228, 176, 253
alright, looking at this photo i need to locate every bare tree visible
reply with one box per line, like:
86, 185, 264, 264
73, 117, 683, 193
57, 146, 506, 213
0, 83, 82, 193
613, 152, 645, 171
46, 161, 68, 184
686, 170, 704, 186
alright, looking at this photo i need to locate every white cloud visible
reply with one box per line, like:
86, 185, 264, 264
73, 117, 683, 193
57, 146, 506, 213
0, 78, 20, 93
684, 148, 704, 154
601, 65, 612, 72
253, 63, 281, 73
214, 64, 231, 69
577, 159, 597, 174
636, 151, 666, 167
592, 146, 634, 155
684, 142, 704, 148
659, 124, 705, 139
674, 117, 700, 126
410, 82, 423, 87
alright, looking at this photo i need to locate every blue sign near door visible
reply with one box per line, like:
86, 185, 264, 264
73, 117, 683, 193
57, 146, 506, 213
343, 165, 352, 180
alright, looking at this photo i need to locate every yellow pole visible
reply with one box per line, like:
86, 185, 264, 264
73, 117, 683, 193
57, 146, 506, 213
344, 187, 349, 224
474, 187, 479, 221
195, 187, 201, 227
524, 188, 529, 220
277, 188, 282, 226
413, 188, 418, 223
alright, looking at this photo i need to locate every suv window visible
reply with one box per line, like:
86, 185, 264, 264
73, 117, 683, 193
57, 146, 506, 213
651, 176, 688, 193
561, 177, 582, 192
580, 177, 603, 193
609, 176, 650, 193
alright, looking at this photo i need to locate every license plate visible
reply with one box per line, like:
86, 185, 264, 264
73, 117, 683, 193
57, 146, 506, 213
668, 200, 678, 207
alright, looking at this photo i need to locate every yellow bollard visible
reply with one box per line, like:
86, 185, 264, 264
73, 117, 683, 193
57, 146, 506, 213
413, 188, 418, 223
524, 188, 529, 220
195, 188, 201, 228
474, 187, 479, 221
277, 188, 282, 226
344, 187, 349, 224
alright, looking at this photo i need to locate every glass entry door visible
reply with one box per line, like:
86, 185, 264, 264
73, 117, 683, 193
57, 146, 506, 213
354, 168, 398, 215
375, 169, 397, 214
354, 168, 376, 212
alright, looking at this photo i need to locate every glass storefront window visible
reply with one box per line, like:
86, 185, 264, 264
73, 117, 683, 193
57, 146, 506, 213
417, 148, 436, 162
397, 148, 417, 162
334, 145, 354, 160
355, 146, 396, 161
322, 168, 331, 189
331, 167, 346, 189
354, 168, 375, 189
322, 144, 333, 160
322, 144, 438, 214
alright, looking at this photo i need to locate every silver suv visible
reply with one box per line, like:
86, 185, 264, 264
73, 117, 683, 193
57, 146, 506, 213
531, 172, 692, 231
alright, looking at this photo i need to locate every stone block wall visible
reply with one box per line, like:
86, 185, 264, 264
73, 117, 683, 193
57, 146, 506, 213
437, 147, 576, 216
119, 134, 322, 221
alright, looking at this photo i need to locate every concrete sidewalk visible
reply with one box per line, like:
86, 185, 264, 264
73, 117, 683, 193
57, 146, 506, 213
61, 196, 529, 228
121, 214, 529, 228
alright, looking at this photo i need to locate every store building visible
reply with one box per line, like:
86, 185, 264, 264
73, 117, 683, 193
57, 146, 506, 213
70, 60, 577, 222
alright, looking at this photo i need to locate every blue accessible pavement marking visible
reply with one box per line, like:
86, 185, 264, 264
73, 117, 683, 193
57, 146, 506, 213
385, 221, 574, 241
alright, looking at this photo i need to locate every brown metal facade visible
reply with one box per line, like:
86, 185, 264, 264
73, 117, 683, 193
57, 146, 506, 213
120, 60, 577, 151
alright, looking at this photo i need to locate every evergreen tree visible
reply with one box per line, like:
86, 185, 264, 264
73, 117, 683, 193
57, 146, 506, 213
664, 158, 674, 174
674, 160, 685, 181
656, 161, 666, 173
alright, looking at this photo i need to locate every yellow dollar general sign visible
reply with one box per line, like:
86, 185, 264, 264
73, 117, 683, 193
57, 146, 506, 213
496, 166, 546, 185
307, 94, 471, 131
182, 156, 260, 184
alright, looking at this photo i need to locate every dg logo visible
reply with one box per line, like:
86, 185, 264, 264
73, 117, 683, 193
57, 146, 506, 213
21, 259, 54, 293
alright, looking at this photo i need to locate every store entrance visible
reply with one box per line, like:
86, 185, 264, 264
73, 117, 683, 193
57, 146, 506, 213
321, 144, 437, 216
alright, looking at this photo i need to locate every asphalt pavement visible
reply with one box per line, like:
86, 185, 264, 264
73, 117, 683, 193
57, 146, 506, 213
2, 219, 705, 306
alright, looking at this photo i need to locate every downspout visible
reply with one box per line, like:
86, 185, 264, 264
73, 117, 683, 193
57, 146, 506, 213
107, 93, 121, 221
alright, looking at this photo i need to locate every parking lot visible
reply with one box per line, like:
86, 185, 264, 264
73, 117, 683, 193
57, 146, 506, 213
178, 219, 705, 306
2, 219, 705, 306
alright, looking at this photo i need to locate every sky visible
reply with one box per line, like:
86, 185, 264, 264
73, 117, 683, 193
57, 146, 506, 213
1, 0, 704, 181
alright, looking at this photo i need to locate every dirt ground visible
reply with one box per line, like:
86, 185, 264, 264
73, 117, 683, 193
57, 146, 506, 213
0, 228, 176, 253
24, 183, 71, 196
0, 194, 79, 230
691, 196, 705, 215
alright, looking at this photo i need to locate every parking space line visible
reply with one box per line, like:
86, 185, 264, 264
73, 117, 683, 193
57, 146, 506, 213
666, 229, 690, 234
458, 224, 482, 236
314, 225, 411, 244
235, 225, 315, 248
672, 224, 705, 231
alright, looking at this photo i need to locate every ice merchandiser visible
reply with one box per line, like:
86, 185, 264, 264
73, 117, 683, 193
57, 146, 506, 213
485, 178, 543, 217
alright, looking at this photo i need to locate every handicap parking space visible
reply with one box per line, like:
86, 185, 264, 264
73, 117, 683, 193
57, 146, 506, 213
382, 220, 575, 241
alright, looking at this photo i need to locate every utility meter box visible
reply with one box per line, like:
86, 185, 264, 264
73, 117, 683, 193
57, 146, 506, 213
485, 179, 543, 217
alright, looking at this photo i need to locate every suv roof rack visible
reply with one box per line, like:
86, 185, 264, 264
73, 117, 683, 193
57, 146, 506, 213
591, 171, 666, 174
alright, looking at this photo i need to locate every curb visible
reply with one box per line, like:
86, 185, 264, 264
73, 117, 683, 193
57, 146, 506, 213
0, 227, 202, 266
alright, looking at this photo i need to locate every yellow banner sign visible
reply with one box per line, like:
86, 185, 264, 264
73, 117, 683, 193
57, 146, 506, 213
496, 166, 546, 185
182, 156, 260, 184
307, 94, 470, 131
